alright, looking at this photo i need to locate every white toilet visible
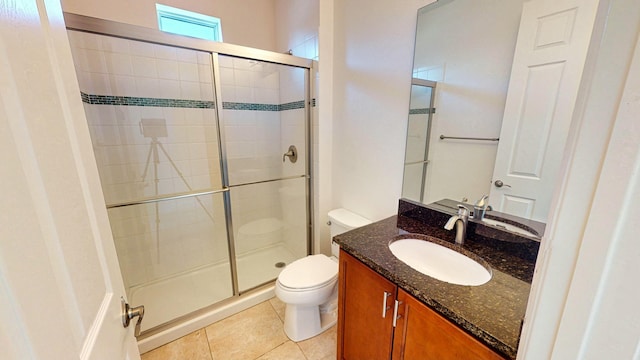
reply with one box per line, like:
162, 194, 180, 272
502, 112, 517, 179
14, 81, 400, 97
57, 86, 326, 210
275, 208, 371, 341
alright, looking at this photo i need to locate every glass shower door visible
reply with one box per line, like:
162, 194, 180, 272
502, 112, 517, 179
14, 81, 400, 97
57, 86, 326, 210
67, 30, 233, 331
218, 55, 309, 292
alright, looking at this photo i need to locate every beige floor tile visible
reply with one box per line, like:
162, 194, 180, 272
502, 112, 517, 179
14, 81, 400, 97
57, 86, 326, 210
256, 341, 307, 360
140, 329, 211, 360
268, 296, 286, 323
205, 301, 287, 360
297, 325, 337, 360
316, 356, 336, 360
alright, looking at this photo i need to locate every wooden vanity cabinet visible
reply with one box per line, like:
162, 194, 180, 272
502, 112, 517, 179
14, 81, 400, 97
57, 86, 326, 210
337, 249, 397, 359
338, 250, 505, 360
392, 289, 505, 360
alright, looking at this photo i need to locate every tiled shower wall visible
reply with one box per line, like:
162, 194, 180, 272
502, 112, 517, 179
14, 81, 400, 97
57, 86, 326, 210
68, 31, 222, 203
68, 30, 309, 292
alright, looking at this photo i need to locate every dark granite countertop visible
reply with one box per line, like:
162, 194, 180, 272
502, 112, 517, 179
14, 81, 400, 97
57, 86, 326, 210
334, 200, 540, 359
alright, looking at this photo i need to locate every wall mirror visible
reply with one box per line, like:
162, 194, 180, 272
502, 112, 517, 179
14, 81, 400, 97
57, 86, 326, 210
402, 0, 557, 222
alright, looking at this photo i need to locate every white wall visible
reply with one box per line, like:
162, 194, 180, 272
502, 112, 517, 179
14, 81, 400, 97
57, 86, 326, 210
61, 0, 278, 51
316, 2, 334, 255
328, 0, 434, 221
275, 0, 319, 60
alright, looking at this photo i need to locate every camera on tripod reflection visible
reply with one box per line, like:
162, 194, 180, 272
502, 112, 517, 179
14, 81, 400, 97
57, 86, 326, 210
140, 118, 168, 138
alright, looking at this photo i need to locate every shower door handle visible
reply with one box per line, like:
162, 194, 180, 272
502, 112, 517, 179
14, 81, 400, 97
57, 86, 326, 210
282, 145, 298, 163
121, 297, 145, 337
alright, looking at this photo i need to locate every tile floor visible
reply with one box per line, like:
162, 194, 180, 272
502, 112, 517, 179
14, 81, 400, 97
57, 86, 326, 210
140, 297, 336, 360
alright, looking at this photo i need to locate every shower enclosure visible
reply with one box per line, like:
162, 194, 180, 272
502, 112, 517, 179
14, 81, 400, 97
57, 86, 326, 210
64, 13, 313, 338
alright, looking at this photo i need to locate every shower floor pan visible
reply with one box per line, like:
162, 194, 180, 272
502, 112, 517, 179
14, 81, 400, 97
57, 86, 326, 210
130, 243, 297, 333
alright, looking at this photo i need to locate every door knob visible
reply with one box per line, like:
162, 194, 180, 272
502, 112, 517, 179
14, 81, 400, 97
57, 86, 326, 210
494, 180, 511, 188
121, 297, 145, 337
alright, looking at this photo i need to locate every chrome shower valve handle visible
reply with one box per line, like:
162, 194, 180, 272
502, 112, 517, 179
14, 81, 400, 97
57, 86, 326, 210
283, 145, 298, 163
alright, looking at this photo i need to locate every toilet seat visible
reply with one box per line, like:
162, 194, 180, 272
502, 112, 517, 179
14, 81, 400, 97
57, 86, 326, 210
276, 276, 337, 292
278, 254, 338, 291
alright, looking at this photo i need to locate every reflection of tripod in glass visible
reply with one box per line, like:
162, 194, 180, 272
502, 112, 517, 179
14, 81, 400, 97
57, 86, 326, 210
139, 119, 215, 262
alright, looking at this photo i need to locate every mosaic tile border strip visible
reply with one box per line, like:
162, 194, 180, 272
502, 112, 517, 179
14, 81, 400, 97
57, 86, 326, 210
222, 102, 279, 111
81, 92, 316, 111
81, 92, 215, 109
221, 100, 306, 111
278, 100, 306, 111
409, 108, 436, 115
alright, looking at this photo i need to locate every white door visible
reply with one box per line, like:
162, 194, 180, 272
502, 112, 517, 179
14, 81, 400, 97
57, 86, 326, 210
490, 0, 599, 221
0, 1, 140, 359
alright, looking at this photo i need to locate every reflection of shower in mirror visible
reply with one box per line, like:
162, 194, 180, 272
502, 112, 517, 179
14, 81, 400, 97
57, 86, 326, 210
401, 80, 435, 203
403, 0, 524, 214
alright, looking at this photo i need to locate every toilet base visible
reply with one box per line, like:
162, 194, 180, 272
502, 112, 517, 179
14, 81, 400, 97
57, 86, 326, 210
283, 301, 337, 342
275, 254, 339, 342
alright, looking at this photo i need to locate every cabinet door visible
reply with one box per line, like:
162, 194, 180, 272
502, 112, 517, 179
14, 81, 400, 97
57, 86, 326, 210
338, 251, 397, 360
392, 289, 505, 360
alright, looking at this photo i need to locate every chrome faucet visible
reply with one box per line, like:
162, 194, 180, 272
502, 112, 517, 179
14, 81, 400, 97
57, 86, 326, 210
473, 195, 490, 220
444, 205, 469, 245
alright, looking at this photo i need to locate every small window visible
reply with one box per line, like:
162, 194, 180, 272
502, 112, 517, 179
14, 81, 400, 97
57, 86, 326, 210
156, 4, 222, 42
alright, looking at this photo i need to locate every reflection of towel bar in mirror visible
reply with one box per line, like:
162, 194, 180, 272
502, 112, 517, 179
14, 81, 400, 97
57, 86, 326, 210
439, 135, 499, 142
405, 160, 430, 166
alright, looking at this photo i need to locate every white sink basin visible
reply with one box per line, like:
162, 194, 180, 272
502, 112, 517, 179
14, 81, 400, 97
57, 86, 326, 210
482, 218, 538, 238
388, 239, 491, 286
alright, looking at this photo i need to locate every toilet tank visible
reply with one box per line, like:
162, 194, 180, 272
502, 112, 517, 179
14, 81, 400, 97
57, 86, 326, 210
328, 208, 371, 237
328, 208, 371, 256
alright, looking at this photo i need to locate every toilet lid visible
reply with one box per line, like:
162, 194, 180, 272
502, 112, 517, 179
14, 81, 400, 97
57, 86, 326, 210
278, 255, 338, 289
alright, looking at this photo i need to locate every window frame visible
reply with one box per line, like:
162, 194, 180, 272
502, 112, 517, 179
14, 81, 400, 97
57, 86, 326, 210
156, 4, 222, 42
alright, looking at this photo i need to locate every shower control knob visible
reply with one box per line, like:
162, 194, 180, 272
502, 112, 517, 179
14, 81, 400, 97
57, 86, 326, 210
282, 145, 298, 163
